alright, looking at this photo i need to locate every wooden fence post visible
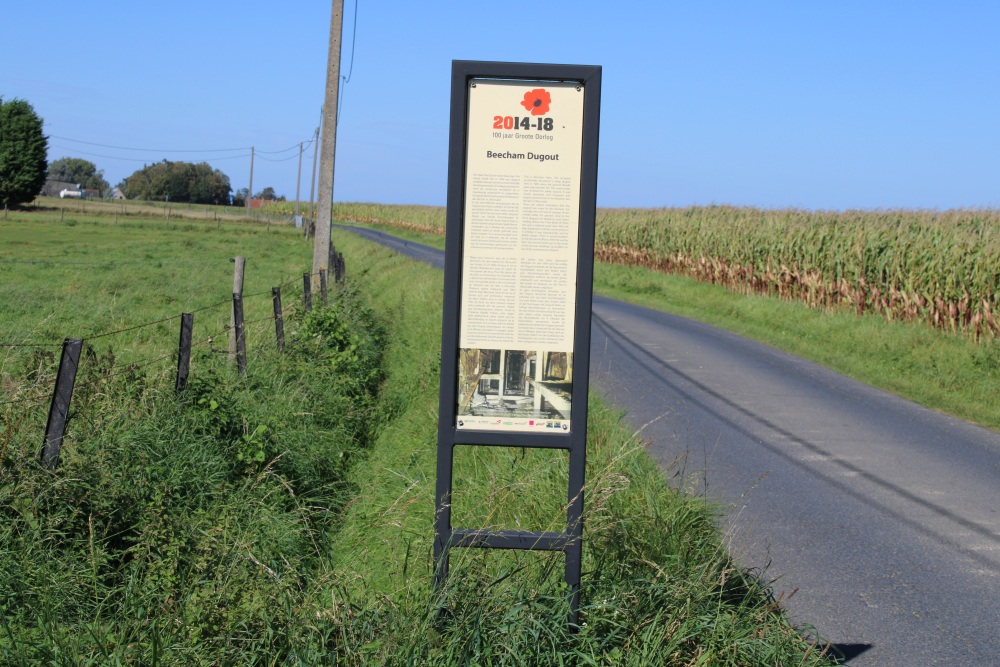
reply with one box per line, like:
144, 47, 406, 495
272, 287, 285, 352
303, 273, 312, 313
176, 313, 194, 391
40, 338, 84, 470
320, 269, 328, 306
233, 293, 247, 375
229, 256, 245, 364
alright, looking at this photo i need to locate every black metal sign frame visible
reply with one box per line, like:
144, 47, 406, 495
434, 60, 601, 625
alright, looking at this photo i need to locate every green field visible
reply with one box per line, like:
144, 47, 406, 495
1, 208, 835, 664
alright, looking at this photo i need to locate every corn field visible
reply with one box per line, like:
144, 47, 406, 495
328, 202, 1000, 339
596, 206, 1000, 339
331, 202, 446, 236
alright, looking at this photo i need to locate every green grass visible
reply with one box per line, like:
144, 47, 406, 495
1, 280, 389, 664
0, 210, 312, 397
1, 209, 835, 664
1, 209, 382, 662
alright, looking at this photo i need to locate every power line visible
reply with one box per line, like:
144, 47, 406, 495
256, 142, 302, 155
50, 135, 249, 153
343, 0, 359, 84
256, 137, 317, 156
50, 136, 314, 164
256, 152, 302, 163
337, 0, 359, 123
49, 146, 181, 163
50, 145, 254, 164
195, 152, 255, 162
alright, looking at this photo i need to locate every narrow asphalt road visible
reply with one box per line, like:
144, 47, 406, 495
337, 226, 1000, 665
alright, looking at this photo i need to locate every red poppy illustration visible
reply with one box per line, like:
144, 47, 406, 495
520, 88, 551, 116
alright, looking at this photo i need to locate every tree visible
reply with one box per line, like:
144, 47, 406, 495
254, 186, 283, 201
0, 97, 48, 208
118, 161, 232, 205
48, 157, 110, 195
232, 188, 248, 207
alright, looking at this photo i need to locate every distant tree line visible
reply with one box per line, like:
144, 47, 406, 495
233, 187, 285, 207
119, 160, 232, 205
1, 95, 286, 208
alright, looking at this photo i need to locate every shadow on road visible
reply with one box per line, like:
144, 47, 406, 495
827, 642, 874, 664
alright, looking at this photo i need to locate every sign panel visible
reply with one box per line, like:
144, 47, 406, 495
435, 60, 600, 627
456, 80, 585, 434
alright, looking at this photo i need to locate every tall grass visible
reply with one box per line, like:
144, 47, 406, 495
1, 210, 382, 662
0, 283, 389, 664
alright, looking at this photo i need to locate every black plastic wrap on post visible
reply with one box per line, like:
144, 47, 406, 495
41, 338, 83, 469
233, 293, 246, 375
303, 273, 312, 313
272, 287, 285, 352
175, 313, 194, 391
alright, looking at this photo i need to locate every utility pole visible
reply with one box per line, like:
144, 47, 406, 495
294, 141, 304, 219
246, 146, 255, 220
312, 0, 344, 282
308, 119, 320, 232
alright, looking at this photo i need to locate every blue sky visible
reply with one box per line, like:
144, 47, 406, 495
2, 1, 997, 210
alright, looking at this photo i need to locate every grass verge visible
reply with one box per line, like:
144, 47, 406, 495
315, 229, 835, 664
1, 280, 388, 664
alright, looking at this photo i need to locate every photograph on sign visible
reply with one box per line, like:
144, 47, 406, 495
456, 348, 573, 431
455, 79, 585, 433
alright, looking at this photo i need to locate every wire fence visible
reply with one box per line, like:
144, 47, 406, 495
2, 255, 346, 470
21, 195, 311, 228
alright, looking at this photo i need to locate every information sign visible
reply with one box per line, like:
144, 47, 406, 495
456, 79, 585, 433
435, 60, 601, 626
